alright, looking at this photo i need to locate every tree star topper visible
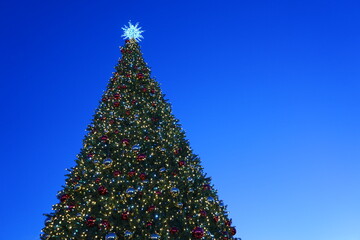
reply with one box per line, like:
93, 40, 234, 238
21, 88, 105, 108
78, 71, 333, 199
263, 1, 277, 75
122, 21, 144, 42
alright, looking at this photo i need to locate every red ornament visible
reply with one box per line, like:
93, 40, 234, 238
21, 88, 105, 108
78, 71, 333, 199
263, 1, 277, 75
60, 194, 70, 202
114, 129, 119, 134
137, 154, 146, 161
192, 227, 204, 239
230, 227, 236, 236
126, 74, 131, 78
146, 221, 153, 227
203, 184, 211, 190
178, 161, 186, 167
174, 148, 181, 155
87, 153, 94, 158
100, 135, 108, 141
225, 220, 232, 226
213, 216, 219, 223
150, 89, 156, 94
109, 119, 115, 124
128, 170, 136, 177
121, 211, 129, 220
98, 186, 108, 195
67, 204, 76, 210
114, 93, 121, 99
155, 190, 161, 195
120, 84, 127, 89
169, 227, 179, 235
113, 170, 121, 177
86, 217, 96, 227
200, 210, 207, 217
95, 178, 101, 183
137, 73, 144, 79
101, 220, 110, 229
126, 110, 131, 115
144, 136, 149, 140
113, 102, 120, 107
102, 97, 108, 102
122, 139, 130, 146
139, 173, 147, 180
131, 99, 137, 104
147, 205, 155, 212
142, 87, 147, 92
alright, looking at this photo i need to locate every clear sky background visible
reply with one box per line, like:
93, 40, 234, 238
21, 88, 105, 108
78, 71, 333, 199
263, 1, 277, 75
1, 0, 359, 239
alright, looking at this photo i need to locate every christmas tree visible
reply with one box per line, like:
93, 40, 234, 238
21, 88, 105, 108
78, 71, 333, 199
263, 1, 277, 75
41, 22, 238, 240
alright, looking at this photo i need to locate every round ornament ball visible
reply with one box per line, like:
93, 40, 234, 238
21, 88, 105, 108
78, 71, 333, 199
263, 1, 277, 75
207, 196, 215, 203
159, 167, 166, 173
124, 230, 133, 238
200, 210, 207, 217
178, 161, 185, 167
126, 187, 136, 196
230, 227, 237, 236
86, 217, 96, 227
74, 183, 81, 191
101, 220, 110, 229
150, 233, 160, 239
128, 170, 136, 177
60, 194, 70, 202
122, 139, 130, 146
132, 144, 140, 150
103, 158, 113, 167
121, 211, 129, 220
137, 154, 146, 161
139, 173, 147, 180
147, 205, 155, 212
192, 227, 204, 239
169, 227, 179, 235
44, 216, 52, 225
105, 233, 118, 240
177, 202, 183, 208
113, 93, 121, 99
98, 186, 108, 195
113, 170, 121, 177
170, 187, 180, 196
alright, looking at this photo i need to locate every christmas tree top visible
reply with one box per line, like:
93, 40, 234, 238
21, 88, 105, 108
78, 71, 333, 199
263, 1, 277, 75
121, 21, 144, 42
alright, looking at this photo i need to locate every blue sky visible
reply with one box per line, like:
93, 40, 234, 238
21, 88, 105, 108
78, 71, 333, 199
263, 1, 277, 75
1, 0, 359, 239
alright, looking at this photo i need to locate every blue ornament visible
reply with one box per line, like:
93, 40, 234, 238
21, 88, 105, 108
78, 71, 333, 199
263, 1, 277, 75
124, 230, 133, 238
150, 233, 160, 239
105, 233, 118, 240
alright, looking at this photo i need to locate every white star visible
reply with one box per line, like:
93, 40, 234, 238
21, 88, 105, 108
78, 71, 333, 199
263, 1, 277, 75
121, 21, 144, 42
